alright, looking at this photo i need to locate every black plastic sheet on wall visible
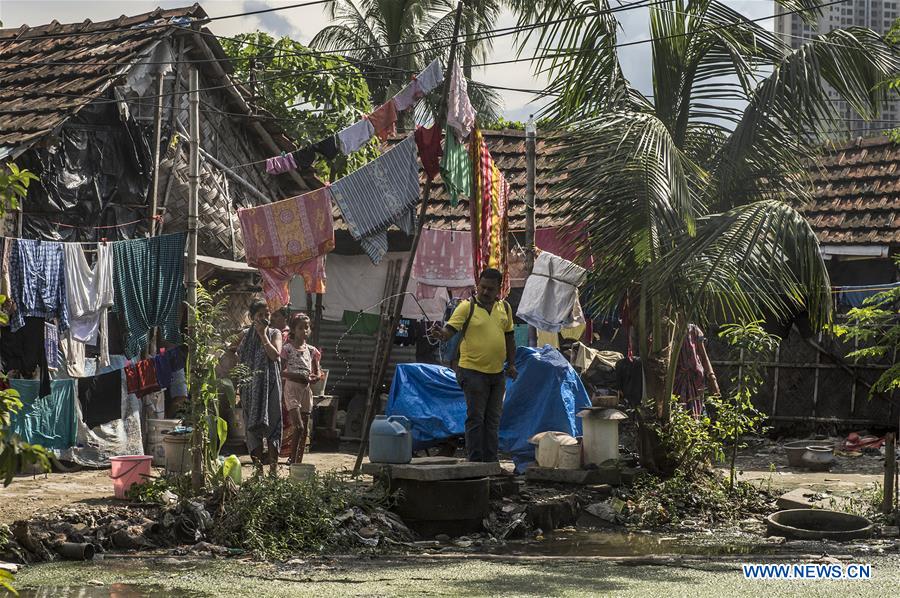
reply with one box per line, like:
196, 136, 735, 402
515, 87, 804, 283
20, 97, 154, 242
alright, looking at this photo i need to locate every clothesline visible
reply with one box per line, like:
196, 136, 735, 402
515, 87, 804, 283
49, 215, 162, 230
263, 59, 444, 176
0, 231, 183, 246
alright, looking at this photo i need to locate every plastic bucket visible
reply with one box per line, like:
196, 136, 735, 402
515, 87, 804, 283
163, 434, 192, 475
110, 455, 153, 499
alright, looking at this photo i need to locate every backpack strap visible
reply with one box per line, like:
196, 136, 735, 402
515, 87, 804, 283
459, 298, 476, 339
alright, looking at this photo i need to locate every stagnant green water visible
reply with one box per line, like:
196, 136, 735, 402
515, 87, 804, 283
8, 531, 896, 597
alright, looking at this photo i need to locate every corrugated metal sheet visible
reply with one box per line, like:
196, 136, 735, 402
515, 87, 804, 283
317, 318, 416, 398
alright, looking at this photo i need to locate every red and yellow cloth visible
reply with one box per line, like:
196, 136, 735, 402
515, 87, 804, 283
469, 127, 510, 297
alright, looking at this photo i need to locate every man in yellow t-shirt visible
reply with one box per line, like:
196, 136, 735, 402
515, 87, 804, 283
433, 268, 517, 462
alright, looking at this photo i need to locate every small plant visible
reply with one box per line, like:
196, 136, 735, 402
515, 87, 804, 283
183, 283, 235, 492
712, 321, 779, 489
125, 474, 192, 504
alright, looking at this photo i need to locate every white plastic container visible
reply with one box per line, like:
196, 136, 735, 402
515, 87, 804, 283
578, 408, 627, 466
146, 418, 179, 466
529, 431, 578, 468
558, 442, 582, 469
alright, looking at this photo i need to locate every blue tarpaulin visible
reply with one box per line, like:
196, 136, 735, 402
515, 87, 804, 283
386, 345, 591, 470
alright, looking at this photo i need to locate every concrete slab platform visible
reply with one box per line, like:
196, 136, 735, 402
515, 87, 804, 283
776, 488, 828, 510
526, 466, 621, 486
361, 457, 502, 481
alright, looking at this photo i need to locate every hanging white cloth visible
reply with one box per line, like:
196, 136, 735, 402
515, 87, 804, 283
63, 243, 113, 367
517, 250, 587, 332
337, 118, 375, 154
446, 61, 475, 140
415, 59, 444, 96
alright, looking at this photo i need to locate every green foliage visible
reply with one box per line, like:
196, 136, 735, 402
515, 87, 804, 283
220, 31, 375, 179
211, 473, 383, 559
834, 265, 900, 396
1, 568, 15, 596
310, 0, 502, 122
125, 474, 192, 504
0, 162, 37, 214
656, 397, 724, 471
0, 163, 50, 490
183, 284, 235, 490
626, 469, 771, 527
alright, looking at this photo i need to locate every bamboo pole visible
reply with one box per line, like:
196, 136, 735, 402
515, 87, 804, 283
188, 66, 202, 493
353, 0, 466, 475
525, 115, 537, 347
150, 72, 165, 236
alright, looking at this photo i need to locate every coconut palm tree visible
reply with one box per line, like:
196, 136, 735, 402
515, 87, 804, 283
310, 0, 501, 122
512, 0, 899, 468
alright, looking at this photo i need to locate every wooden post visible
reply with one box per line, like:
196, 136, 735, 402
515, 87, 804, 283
187, 66, 203, 493
353, 0, 466, 475
884, 432, 895, 515
525, 115, 537, 347
150, 72, 165, 236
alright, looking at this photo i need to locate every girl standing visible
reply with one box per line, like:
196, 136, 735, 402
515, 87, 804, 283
281, 313, 321, 464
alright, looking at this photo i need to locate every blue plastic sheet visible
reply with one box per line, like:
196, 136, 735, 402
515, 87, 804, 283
386, 345, 591, 470
500, 346, 591, 470
386, 363, 467, 450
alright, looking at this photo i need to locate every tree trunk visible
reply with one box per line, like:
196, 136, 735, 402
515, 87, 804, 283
636, 346, 676, 475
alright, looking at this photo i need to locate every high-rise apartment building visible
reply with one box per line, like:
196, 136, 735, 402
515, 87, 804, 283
775, 1, 900, 138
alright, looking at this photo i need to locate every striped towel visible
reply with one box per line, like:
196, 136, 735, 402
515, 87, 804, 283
331, 135, 421, 264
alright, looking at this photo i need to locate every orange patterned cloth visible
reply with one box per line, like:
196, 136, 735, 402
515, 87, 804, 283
469, 127, 510, 297
237, 188, 335, 269
258, 256, 326, 310
237, 188, 334, 308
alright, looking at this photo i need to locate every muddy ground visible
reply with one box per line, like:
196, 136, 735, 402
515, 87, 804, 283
0, 438, 887, 526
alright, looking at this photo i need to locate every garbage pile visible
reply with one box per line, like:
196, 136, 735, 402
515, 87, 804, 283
0, 498, 232, 564
332, 506, 416, 548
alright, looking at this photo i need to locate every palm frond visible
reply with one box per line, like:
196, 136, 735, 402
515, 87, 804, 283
647, 199, 832, 329
711, 26, 900, 212
548, 111, 703, 314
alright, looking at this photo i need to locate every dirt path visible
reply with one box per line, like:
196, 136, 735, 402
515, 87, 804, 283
0, 451, 361, 525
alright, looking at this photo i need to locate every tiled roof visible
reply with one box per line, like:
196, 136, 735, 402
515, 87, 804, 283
0, 3, 301, 161
0, 6, 202, 147
805, 136, 900, 246
345, 129, 567, 232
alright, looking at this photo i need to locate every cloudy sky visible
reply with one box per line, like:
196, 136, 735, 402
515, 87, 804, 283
0, 0, 776, 121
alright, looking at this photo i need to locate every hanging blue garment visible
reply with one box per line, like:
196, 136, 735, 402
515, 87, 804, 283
330, 135, 420, 264
8, 239, 69, 333
9, 378, 78, 451
836, 282, 900, 308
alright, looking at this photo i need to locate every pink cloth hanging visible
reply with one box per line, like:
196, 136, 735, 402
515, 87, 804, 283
265, 153, 298, 175
259, 256, 327, 311
412, 228, 475, 299
535, 224, 594, 268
